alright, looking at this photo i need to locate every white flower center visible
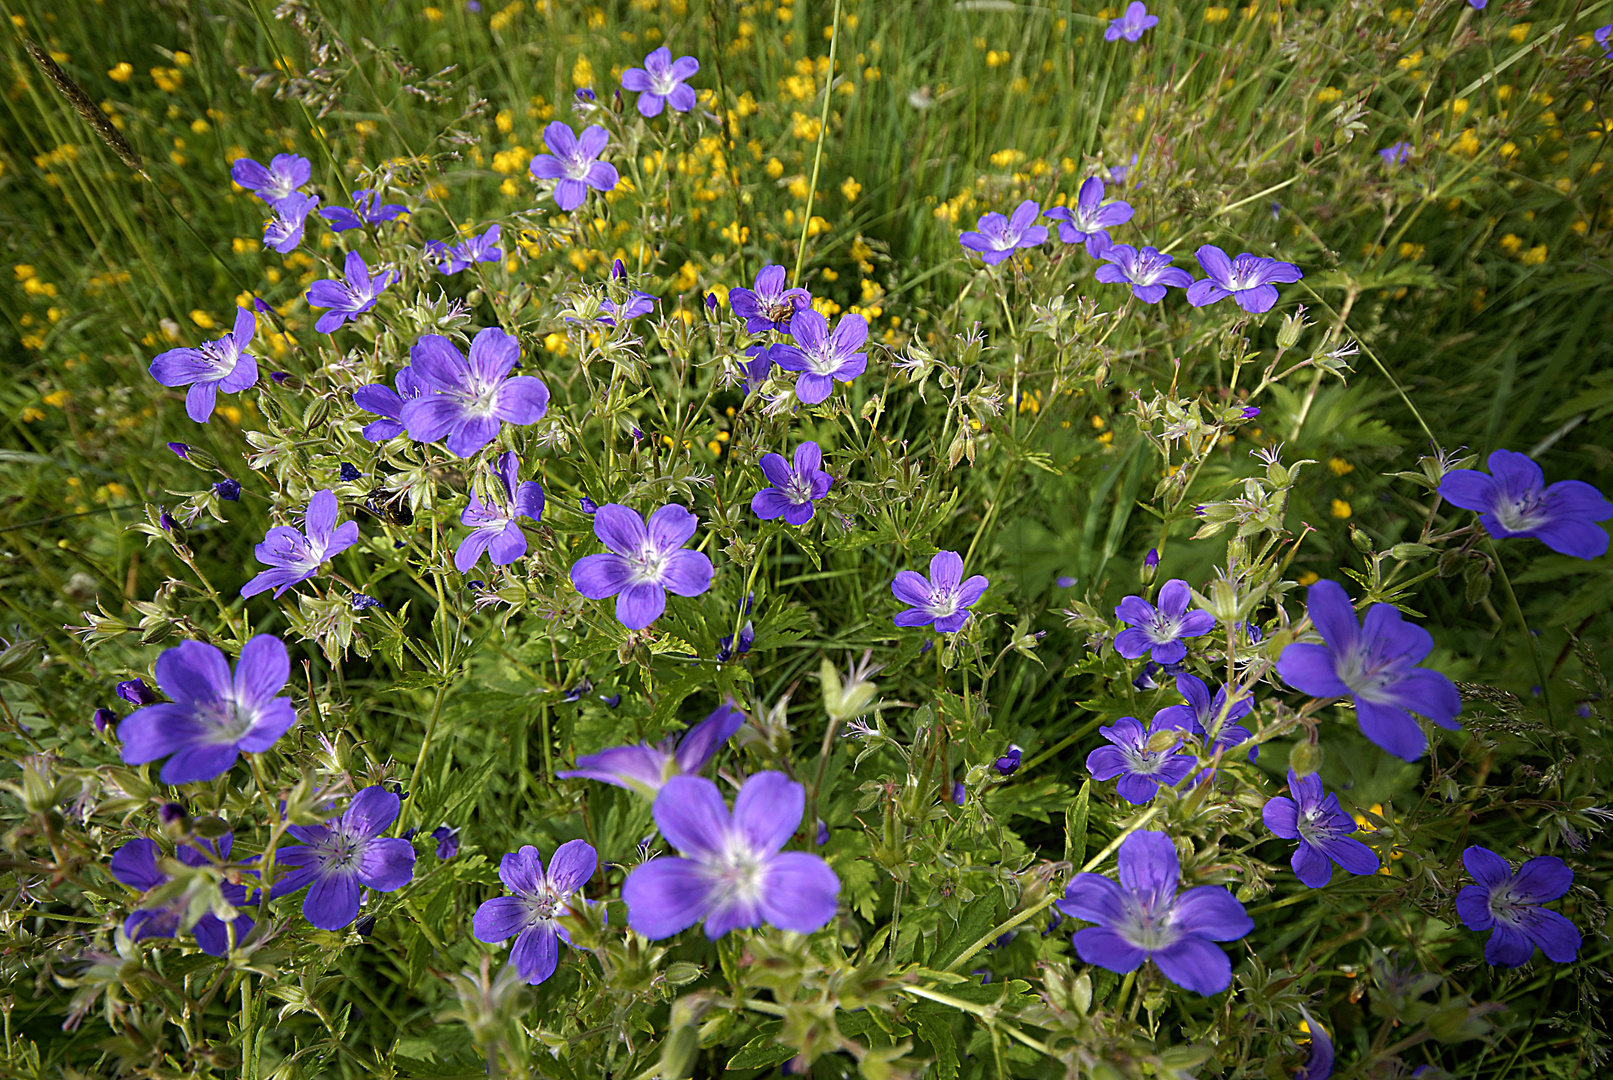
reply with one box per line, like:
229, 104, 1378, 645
1493, 493, 1548, 534
199, 339, 239, 380
627, 542, 670, 585
198, 698, 258, 744
1486, 881, 1527, 926
703, 837, 766, 908
926, 588, 961, 619
1145, 612, 1184, 644
1117, 895, 1182, 952
784, 475, 815, 505
651, 69, 682, 96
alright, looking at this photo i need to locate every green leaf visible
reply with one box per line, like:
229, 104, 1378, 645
912, 1011, 959, 1080
1066, 780, 1090, 867
927, 894, 1002, 972
726, 1024, 792, 1070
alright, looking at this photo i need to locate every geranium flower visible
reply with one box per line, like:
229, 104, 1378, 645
455, 451, 544, 572
1456, 846, 1580, 967
891, 550, 988, 633
1295, 1009, 1334, 1080
1105, 1, 1159, 41
751, 440, 834, 525
473, 841, 597, 985
1044, 177, 1134, 255
1055, 830, 1252, 995
1095, 244, 1194, 303
599, 291, 657, 325
109, 835, 253, 955
558, 703, 745, 797
1185, 245, 1304, 314
1438, 449, 1612, 560
1276, 580, 1461, 761
1153, 673, 1256, 759
1085, 715, 1196, 803
230, 152, 311, 208
116, 635, 297, 783
620, 47, 700, 117
1261, 770, 1379, 887
569, 503, 714, 629
400, 327, 551, 458
621, 771, 840, 939
426, 224, 502, 275
1114, 579, 1216, 664
1378, 141, 1412, 166
320, 188, 407, 232
306, 251, 395, 334
273, 786, 416, 931
240, 489, 360, 599
528, 122, 618, 212
770, 310, 868, 405
263, 192, 318, 254
729, 264, 812, 333
149, 307, 258, 423
352, 367, 424, 442
959, 200, 1049, 265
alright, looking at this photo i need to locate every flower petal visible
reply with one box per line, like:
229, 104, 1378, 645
1152, 935, 1233, 995
733, 771, 805, 855
545, 839, 597, 894
654, 775, 732, 857
758, 851, 839, 933
342, 785, 401, 839
233, 634, 290, 708
622, 857, 712, 939
511, 922, 561, 984
303, 870, 361, 930
357, 837, 415, 891
473, 895, 529, 943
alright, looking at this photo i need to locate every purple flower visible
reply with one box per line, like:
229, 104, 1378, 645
400, 328, 551, 458
274, 786, 416, 931
1597, 25, 1613, 58
1045, 176, 1134, 255
1055, 830, 1252, 995
620, 46, 700, 117
351, 593, 383, 611
1114, 579, 1216, 664
529, 122, 618, 212
352, 367, 424, 442
230, 153, 311, 209
427, 224, 503, 274
1261, 770, 1378, 888
118, 678, 159, 706
621, 771, 839, 939
1276, 580, 1461, 761
717, 620, 755, 663
149, 307, 258, 424
752, 440, 833, 525
1154, 674, 1256, 760
1379, 141, 1412, 166
1438, 449, 1612, 560
263, 192, 318, 254
320, 188, 408, 232
92, 707, 115, 732
569, 503, 714, 629
743, 344, 776, 390
891, 550, 989, 634
598, 291, 657, 325
473, 840, 597, 984
958, 200, 1049, 265
213, 478, 241, 502
109, 835, 253, 955
116, 635, 297, 784
1105, 1, 1159, 42
1295, 1009, 1335, 1080
1456, 846, 1579, 967
1468, 0, 1485, 8
306, 251, 394, 334
240, 489, 360, 599
1185, 245, 1304, 314
994, 744, 1022, 777
953, 781, 966, 805
771, 310, 869, 405
167, 442, 191, 459
432, 826, 459, 859
1095, 244, 1194, 303
1085, 715, 1195, 803
729, 264, 811, 333
456, 451, 544, 572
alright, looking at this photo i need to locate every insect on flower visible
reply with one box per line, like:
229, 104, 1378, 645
729, 264, 812, 333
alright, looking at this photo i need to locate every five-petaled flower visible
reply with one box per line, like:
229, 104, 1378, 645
427, 224, 503, 274
473, 840, 597, 985
320, 188, 407, 232
241, 489, 360, 599
620, 47, 700, 117
1086, 715, 1196, 804
400, 327, 551, 458
1261, 770, 1379, 888
263, 192, 318, 254
569, 503, 714, 629
559, 703, 745, 797
729, 264, 812, 333
529, 122, 618, 212
306, 251, 395, 334
352, 367, 424, 442
771, 310, 869, 405
892, 550, 989, 633
1438, 449, 1612, 560
1456, 846, 1580, 967
1095, 244, 1194, 303
1185, 246, 1304, 314
1105, 1, 1160, 42
1276, 580, 1461, 761
959, 200, 1049, 265
1044, 177, 1134, 256
109, 835, 253, 956
274, 786, 417, 931
149, 307, 258, 423
599, 291, 657, 325
752, 440, 834, 525
455, 451, 544, 572
230, 153, 311, 209
1114, 579, 1216, 664
117, 635, 297, 784
621, 771, 840, 939
1153, 673, 1257, 760
1055, 830, 1253, 995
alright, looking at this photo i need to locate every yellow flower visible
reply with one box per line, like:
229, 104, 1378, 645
151, 66, 183, 92
1508, 23, 1529, 43
543, 332, 569, 354
572, 55, 594, 88
1298, 571, 1319, 586
1328, 457, 1354, 476
1522, 244, 1547, 266
43, 390, 70, 407
841, 176, 862, 202
791, 112, 823, 140
1205, 6, 1230, 22
986, 49, 1009, 67
1500, 233, 1523, 253
108, 62, 133, 82
1330, 499, 1352, 519
423, 5, 443, 19
190, 309, 215, 329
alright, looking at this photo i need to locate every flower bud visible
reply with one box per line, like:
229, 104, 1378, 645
1145, 729, 1181, 753
1140, 547, 1159, 584
1277, 308, 1310, 350
117, 679, 159, 706
611, 258, 625, 279
1349, 525, 1374, 553
212, 478, 241, 502
167, 442, 191, 460
1388, 542, 1433, 561
92, 707, 115, 732
1289, 740, 1323, 776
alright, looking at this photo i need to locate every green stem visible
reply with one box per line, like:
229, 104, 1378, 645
1486, 538, 1560, 741
790, 0, 843, 287
404, 681, 449, 831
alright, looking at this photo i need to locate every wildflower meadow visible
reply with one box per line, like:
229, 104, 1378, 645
5, 0, 1613, 1077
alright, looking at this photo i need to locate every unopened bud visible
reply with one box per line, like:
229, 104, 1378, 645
1289, 740, 1323, 776
1349, 525, 1374, 553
